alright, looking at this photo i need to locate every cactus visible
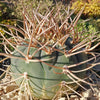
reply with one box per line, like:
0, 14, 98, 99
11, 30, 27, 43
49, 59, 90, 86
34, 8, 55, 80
10, 38, 87, 99
0, 2, 100, 99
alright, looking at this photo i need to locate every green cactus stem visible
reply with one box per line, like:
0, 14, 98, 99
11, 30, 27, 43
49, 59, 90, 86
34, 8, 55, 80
11, 38, 87, 99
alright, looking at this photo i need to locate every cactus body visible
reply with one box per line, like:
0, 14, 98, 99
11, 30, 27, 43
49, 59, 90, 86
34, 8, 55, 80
11, 39, 87, 99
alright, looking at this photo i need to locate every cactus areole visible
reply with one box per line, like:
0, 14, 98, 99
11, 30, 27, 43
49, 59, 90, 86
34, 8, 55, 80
11, 38, 87, 99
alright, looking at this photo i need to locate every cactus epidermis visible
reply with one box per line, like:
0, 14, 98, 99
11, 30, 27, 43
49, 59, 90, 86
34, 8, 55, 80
11, 38, 87, 99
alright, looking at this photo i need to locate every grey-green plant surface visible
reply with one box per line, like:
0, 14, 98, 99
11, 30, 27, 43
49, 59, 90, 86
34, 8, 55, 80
11, 39, 87, 99
0, 2, 100, 100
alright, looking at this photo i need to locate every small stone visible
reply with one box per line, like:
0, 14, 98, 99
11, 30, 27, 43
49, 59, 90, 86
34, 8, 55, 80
7, 92, 15, 98
58, 97, 66, 100
11, 96, 18, 100
4, 84, 18, 93
87, 97, 97, 100
0, 90, 4, 95
98, 92, 100, 97
82, 89, 92, 98
70, 95, 78, 98
1, 95, 8, 100
12, 98, 18, 100
80, 97, 87, 100
0, 86, 3, 90
18, 94, 28, 100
